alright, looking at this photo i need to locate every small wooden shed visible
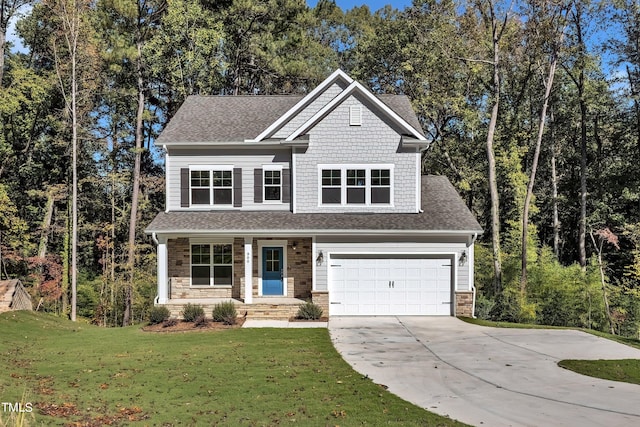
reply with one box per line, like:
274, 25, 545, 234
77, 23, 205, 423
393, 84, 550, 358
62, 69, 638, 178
0, 279, 33, 312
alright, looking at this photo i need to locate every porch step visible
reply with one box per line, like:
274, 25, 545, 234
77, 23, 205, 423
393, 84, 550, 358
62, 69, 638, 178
161, 300, 303, 321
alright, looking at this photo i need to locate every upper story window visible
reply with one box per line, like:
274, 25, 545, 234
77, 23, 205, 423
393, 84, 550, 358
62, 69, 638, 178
371, 169, 391, 204
321, 169, 342, 204
264, 170, 282, 201
189, 167, 233, 206
319, 165, 393, 206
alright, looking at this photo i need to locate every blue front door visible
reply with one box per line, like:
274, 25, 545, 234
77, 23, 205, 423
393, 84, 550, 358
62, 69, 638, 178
262, 247, 284, 295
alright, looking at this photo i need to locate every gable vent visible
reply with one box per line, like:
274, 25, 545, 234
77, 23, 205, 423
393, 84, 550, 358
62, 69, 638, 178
349, 105, 362, 126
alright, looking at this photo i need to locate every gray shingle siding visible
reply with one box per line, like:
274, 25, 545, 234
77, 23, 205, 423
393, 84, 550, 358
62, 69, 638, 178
295, 95, 417, 213
273, 82, 346, 138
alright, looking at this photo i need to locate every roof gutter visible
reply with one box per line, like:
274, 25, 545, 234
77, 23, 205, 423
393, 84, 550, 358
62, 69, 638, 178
145, 229, 484, 237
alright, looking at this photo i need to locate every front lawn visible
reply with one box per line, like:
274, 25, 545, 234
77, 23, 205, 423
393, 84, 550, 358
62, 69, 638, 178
0, 312, 465, 426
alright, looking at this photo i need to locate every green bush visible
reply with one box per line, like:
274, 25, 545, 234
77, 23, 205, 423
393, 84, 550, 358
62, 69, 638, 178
148, 306, 171, 325
212, 301, 237, 325
296, 301, 323, 320
181, 303, 205, 322
474, 293, 495, 320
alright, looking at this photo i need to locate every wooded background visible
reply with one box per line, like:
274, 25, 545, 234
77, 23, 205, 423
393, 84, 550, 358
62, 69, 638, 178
1, 0, 639, 334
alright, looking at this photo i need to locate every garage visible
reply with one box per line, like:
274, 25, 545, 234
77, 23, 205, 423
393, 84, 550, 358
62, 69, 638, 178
328, 255, 453, 316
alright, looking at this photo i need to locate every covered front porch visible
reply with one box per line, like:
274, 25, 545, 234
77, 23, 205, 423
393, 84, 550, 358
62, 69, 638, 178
154, 235, 328, 319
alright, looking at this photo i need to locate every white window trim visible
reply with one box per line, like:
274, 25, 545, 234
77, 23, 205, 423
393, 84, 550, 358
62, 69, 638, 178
189, 239, 234, 288
257, 240, 288, 297
188, 165, 235, 208
262, 164, 283, 204
317, 164, 394, 207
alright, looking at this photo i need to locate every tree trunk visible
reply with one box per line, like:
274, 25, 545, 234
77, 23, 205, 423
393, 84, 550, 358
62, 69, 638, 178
123, 36, 145, 327
550, 110, 560, 258
578, 77, 587, 268
521, 52, 559, 293
487, 12, 503, 294
38, 188, 56, 259
589, 232, 615, 335
0, 28, 5, 86
70, 14, 78, 322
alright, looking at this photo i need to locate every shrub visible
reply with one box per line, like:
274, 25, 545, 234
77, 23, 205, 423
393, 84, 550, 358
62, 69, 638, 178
162, 318, 178, 328
148, 306, 171, 325
194, 315, 209, 328
212, 301, 237, 325
296, 301, 323, 320
181, 303, 205, 322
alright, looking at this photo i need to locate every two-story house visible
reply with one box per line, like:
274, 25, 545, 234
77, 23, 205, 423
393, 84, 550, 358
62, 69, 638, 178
145, 69, 483, 319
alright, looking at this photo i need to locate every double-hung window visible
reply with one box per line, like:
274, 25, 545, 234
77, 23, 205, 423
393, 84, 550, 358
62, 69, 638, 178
321, 169, 342, 204
191, 242, 233, 286
264, 169, 281, 201
371, 169, 391, 204
346, 169, 366, 204
319, 165, 393, 206
190, 167, 233, 206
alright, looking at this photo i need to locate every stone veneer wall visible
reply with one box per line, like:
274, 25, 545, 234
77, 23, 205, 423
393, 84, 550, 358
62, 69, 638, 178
455, 291, 474, 317
311, 291, 329, 316
167, 238, 244, 299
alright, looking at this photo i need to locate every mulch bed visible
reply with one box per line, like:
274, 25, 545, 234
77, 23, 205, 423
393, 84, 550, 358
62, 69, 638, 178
288, 317, 329, 322
142, 318, 245, 333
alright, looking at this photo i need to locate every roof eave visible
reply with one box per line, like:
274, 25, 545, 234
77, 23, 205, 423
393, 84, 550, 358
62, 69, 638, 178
145, 228, 484, 236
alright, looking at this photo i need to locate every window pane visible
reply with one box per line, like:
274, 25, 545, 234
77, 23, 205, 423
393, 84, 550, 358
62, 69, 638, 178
213, 170, 232, 187
322, 188, 341, 204
192, 266, 210, 285
372, 169, 390, 186
265, 186, 281, 201
214, 188, 232, 204
322, 169, 341, 186
372, 187, 390, 204
213, 266, 232, 286
265, 170, 281, 185
192, 188, 210, 205
190, 170, 210, 187
347, 169, 365, 186
191, 245, 210, 264
347, 188, 366, 204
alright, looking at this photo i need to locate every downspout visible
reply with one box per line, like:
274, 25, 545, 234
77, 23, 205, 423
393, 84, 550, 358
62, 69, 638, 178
467, 233, 478, 318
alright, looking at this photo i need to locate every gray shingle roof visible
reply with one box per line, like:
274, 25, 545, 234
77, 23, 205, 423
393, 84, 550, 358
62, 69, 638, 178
155, 93, 425, 144
145, 176, 482, 235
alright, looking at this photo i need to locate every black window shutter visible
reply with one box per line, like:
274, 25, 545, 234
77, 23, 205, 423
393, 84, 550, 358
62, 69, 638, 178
233, 168, 242, 207
254, 168, 263, 203
282, 168, 291, 203
180, 168, 189, 207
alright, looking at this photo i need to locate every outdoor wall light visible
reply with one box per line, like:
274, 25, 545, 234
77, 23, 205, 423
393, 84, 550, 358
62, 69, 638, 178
316, 250, 324, 266
459, 250, 467, 266
292, 241, 298, 251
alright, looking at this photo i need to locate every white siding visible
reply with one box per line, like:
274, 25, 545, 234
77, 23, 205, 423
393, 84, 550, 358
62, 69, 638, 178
167, 148, 291, 211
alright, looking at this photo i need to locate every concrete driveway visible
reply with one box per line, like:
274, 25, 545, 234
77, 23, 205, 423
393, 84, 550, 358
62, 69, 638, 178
329, 316, 640, 427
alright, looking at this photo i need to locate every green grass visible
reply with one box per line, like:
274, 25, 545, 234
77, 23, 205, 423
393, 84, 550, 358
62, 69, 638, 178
558, 360, 640, 385
0, 312, 465, 426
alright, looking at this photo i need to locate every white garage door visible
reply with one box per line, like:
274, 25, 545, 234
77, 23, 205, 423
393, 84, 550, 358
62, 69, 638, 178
329, 256, 452, 316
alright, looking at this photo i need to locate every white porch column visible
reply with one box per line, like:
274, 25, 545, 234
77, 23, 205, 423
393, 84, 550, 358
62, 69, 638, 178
244, 237, 253, 303
157, 236, 169, 304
